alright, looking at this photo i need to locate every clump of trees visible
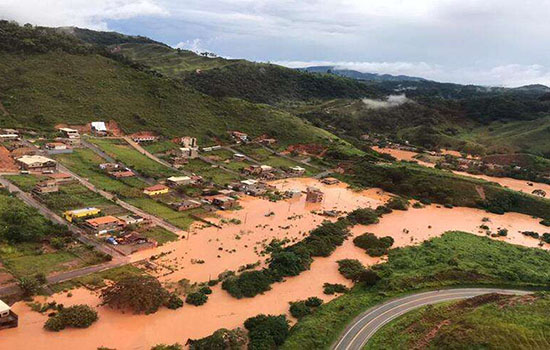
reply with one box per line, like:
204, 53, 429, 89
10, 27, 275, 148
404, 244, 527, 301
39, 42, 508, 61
353, 233, 394, 256
186, 291, 208, 306
18, 273, 47, 298
44, 304, 98, 331
222, 220, 350, 299
323, 283, 349, 295
346, 208, 380, 225
165, 293, 184, 310
337, 259, 367, 281
101, 275, 169, 314
151, 344, 182, 350
289, 297, 324, 319
188, 328, 247, 350
244, 314, 289, 350
386, 197, 409, 210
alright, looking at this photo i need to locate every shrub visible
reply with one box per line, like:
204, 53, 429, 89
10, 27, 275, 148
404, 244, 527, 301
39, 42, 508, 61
18, 276, 41, 297
357, 269, 381, 286
323, 283, 349, 295
521, 231, 539, 239
44, 304, 98, 331
540, 219, 550, 227
101, 275, 169, 314
337, 259, 366, 281
188, 328, 247, 350
221, 270, 274, 298
387, 197, 409, 210
347, 208, 379, 225
289, 301, 311, 319
269, 250, 312, 277
353, 233, 394, 257
244, 314, 289, 350
497, 228, 508, 236
199, 286, 212, 295
151, 344, 182, 350
165, 293, 184, 310
304, 296, 323, 308
186, 292, 208, 306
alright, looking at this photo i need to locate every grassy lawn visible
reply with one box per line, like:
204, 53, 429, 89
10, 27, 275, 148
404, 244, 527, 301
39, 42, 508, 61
4, 174, 46, 191
282, 232, 550, 350
0, 242, 109, 278
366, 293, 550, 350
40, 183, 128, 216
141, 226, 179, 245
50, 264, 145, 293
55, 149, 146, 197
142, 140, 179, 154
183, 158, 241, 185
126, 197, 203, 230
203, 148, 235, 161
236, 144, 272, 161
88, 138, 178, 178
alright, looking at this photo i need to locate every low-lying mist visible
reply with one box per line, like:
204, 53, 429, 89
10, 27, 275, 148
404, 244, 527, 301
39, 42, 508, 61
361, 94, 410, 109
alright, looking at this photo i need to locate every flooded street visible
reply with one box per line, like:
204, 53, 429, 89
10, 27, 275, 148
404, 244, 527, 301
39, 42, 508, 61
3, 178, 550, 350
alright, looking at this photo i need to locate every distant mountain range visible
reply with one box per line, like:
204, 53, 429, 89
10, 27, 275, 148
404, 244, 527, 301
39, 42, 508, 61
298, 66, 427, 82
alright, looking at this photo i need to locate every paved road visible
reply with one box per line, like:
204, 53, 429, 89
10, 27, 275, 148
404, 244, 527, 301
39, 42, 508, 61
333, 288, 531, 350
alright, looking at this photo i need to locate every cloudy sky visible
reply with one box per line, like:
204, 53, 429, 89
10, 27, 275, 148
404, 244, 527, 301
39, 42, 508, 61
2, 0, 550, 86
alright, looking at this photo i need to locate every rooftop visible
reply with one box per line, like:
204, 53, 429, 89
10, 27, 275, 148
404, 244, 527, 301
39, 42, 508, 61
86, 216, 121, 226
16, 155, 56, 165
67, 207, 100, 215
167, 176, 191, 182
145, 184, 169, 192
0, 299, 10, 314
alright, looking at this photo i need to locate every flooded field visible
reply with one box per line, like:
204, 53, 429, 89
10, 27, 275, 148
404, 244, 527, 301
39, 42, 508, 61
373, 146, 550, 195
3, 178, 550, 350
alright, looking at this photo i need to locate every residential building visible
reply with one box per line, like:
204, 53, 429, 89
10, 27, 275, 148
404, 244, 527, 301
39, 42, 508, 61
289, 166, 306, 176
175, 136, 198, 148
306, 186, 324, 203
16, 155, 57, 171
233, 153, 246, 161
117, 214, 145, 226
284, 189, 302, 198
258, 138, 277, 146
212, 196, 238, 210
247, 184, 267, 196
84, 216, 124, 234
321, 177, 340, 185
91, 121, 108, 136
0, 299, 18, 330
45, 142, 68, 150
110, 170, 135, 178
64, 207, 101, 222
178, 147, 199, 159
131, 132, 158, 143
59, 127, 80, 139
171, 199, 202, 211
230, 131, 249, 143
33, 180, 59, 194
166, 176, 192, 187
143, 184, 170, 196
48, 173, 75, 184
99, 163, 120, 171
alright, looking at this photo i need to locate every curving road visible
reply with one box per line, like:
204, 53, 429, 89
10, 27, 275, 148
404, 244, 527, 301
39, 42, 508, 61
332, 288, 531, 350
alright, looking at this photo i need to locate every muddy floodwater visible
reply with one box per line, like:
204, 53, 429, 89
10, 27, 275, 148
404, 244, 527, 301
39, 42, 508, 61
3, 178, 550, 350
373, 146, 550, 196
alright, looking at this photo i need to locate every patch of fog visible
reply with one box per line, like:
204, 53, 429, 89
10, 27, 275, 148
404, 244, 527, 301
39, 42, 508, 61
361, 94, 410, 109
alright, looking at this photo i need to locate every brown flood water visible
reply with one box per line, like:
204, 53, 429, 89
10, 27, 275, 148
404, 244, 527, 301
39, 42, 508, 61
373, 146, 550, 196
3, 178, 550, 350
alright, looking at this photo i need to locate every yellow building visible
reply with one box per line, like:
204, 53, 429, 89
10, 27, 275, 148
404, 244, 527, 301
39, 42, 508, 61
143, 184, 170, 196
63, 207, 101, 222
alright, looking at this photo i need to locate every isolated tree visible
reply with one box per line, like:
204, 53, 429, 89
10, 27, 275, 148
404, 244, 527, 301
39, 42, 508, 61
101, 275, 169, 314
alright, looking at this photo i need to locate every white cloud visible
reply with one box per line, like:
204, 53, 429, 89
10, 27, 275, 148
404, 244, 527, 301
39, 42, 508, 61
0, 0, 168, 30
362, 94, 411, 109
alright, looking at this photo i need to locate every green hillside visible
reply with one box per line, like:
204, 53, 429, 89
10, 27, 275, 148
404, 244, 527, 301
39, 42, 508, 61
366, 293, 550, 350
0, 21, 339, 147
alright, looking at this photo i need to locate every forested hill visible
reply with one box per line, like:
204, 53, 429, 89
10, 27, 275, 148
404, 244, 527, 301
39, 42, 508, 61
0, 20, 342, 148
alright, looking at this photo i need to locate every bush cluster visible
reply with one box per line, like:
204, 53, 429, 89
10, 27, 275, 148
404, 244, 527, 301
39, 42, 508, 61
101, 275, 169, 314
188, 328, 247, 350
337, 259, 367, 281
323, 283, 349, 295
353, 233, 394, 256
44, 305, 98, 331
186, 291, 208, 306
346, 208, 380, 225
386, 197, 409, 210
244, 314, 289, 350
289, 297, 324, 319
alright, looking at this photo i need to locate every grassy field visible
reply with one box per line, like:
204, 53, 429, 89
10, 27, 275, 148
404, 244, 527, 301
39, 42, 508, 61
126, 198, 203, 230
183, 158, 241, 185
88, 138, 179, 178
50, 264, 144, 293
4, 174, 46, 191
235, 143, 319, 175
366, 293, 550, 350
55, 149, 146, 197
142, 140, 179, 154
282, 232, 550, 350
0, 191, 109, 278
141, 226, 179, 245
39, 183, 128, 216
